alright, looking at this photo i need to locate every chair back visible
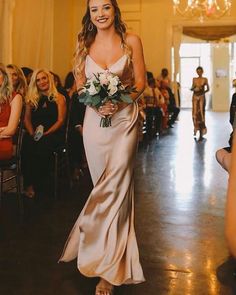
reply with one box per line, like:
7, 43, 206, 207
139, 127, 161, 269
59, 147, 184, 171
16, 106, 25, 159
0, 104, 25, 214
14, 105, 25, 161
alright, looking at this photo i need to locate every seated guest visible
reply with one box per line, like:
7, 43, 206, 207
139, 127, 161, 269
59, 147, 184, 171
158, 68, 180, 128
157, 68, 171, 88
159, 86, 170, 130
143, 77, 164, 137
0, 64, 23, 160
21, 69, 66, 198
216, 89, 236, 172
7, 64, 27, 97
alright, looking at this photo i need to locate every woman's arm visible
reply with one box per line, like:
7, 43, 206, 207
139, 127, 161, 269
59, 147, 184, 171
190, 79, 195, 91
204, 78, 210, 93
127, 33, 146, 101
43, 93, 66, 136
0, 94, 22, 137
24, 103, 35, 136
225, 135, 236, 257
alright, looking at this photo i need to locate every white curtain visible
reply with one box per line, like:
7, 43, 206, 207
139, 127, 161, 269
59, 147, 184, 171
12, 0, 53, 70
172, 25, 183, 107
0, 0, 15, 63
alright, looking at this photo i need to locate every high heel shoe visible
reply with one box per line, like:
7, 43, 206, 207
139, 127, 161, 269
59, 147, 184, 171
95, 279, 114, 295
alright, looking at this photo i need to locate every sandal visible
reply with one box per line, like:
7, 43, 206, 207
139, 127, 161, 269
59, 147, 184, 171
95, 279, 114, 295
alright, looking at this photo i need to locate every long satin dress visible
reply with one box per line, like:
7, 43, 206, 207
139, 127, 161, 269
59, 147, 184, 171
192, 79, 207, 136
59, 54, 145, 286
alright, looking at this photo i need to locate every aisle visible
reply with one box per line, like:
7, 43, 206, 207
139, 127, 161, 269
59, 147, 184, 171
133, 109, 233, 295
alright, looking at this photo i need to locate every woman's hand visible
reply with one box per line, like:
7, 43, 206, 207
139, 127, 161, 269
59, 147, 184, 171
97, 101, 118, 117
0, 127, 5, 133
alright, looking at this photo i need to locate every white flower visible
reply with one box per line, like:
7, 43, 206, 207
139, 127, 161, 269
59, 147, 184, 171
88, 75, 98, 84
119, 84, 125, 91
108, 76, 119, 87
88, 82, 99, 95
99, 73, 109, 85
106, 71, 113, 79
108, 84, 118, 96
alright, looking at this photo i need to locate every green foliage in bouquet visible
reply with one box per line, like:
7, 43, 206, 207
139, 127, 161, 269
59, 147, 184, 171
78, 71, 136, 127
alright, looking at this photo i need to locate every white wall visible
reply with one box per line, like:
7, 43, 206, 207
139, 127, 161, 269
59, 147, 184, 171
212, 44, 230, 111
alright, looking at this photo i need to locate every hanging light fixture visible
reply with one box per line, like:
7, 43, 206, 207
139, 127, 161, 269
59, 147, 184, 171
173, 0, 232, 22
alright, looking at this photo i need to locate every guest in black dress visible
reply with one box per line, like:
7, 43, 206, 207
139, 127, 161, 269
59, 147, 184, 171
21, 69, 66, 197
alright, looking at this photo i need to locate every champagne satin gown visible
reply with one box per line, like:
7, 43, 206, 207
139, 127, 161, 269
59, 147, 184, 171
192, 79, 207, 136
59, 54, 145, 286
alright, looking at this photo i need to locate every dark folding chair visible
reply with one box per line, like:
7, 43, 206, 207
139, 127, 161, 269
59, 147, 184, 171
0, 107, 25, 215
52, 97, 73, 200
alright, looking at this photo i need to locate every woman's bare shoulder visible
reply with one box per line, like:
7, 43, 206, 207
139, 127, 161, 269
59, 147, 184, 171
126, 32, 142, 47
12, 92, 22, 100
10, 93, 22, 104
57, 92, 66, 104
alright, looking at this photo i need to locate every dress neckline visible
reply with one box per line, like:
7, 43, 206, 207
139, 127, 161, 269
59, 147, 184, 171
87, 54, 127, 71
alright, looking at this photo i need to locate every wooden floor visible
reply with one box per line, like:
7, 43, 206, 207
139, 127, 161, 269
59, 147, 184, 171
0, 109, 235, 295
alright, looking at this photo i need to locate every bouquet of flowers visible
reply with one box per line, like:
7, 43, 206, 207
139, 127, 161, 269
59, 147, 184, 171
78, 71, 136, 127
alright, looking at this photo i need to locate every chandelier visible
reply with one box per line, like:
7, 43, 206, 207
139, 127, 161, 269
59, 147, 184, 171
173, 0, 232, 22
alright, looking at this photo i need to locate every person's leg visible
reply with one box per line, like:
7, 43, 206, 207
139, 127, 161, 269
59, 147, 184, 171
216, 148, 231, 172
192, 96, 198, 135
199, 96, 207, 138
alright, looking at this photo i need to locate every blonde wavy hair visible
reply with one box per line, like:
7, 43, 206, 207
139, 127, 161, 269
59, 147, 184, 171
0, 63, 13, 105
6, 64, 28, 97
25, 69, 58, 108
74, 0, 132, 79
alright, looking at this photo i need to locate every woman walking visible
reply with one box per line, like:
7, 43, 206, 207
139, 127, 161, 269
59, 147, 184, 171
59, 0, 146, 294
